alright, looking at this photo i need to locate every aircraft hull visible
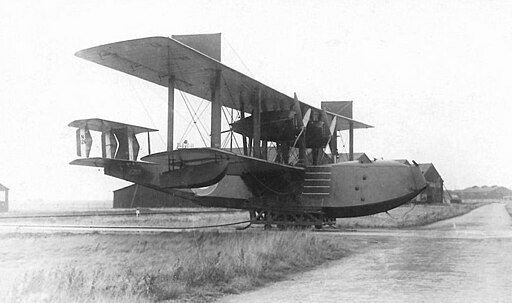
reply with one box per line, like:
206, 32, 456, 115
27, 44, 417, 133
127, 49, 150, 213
184, 160, 427, 218
322, 187, 424, 218
189, 188, 424, 218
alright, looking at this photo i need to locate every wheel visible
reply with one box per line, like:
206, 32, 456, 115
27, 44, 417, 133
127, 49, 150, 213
264, 223, 272, 230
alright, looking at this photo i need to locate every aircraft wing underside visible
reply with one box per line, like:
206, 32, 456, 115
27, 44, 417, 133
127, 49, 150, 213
71, 148, 304, 192
141, 148, 304, 176
75, 36, 371, 131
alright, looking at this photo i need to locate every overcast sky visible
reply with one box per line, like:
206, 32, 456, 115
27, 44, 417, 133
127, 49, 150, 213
1, 0, 511, 202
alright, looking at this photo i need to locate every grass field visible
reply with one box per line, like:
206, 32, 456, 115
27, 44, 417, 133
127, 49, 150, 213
0, 231, 354, 303
336, 202, 487, 229
0, 201, 491, 302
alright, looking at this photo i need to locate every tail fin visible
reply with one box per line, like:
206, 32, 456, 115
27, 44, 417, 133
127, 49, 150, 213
171, 33, 221, 61
76, 127, 92, 158
321, 101, 353, 118
69, 118, 157, 161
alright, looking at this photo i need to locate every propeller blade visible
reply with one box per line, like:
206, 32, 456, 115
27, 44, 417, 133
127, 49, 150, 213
293, 92, 304, 127
329, 116, 337, 135
325, 117, 337, 147
302, 108, 311, 127
292, 109, 311, 148
292, 92, 308, 165
293, 127, 305, 147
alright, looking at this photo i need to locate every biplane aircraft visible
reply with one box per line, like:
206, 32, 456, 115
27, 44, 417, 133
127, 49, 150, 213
69, 34, 426, 228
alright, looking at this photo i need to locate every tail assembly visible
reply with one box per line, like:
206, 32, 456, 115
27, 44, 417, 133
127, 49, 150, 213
69, 118, 157, 161
69, 118, 163, 188
68, 119, 229, 190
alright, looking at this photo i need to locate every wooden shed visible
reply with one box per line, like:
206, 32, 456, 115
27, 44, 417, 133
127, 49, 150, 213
0, 183, 9, 212
414, 163, 444, 204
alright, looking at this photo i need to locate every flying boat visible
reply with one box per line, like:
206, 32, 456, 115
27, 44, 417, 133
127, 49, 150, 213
69, 34, 426, 228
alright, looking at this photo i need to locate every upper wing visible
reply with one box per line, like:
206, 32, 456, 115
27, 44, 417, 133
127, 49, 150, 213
327, 111, 372, 131
75, 36, 371, 130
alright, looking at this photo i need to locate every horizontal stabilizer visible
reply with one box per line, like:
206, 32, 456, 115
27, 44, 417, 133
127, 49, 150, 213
68, 118, 157, 134
71, 157, 160, 189
71, 154, 230, 190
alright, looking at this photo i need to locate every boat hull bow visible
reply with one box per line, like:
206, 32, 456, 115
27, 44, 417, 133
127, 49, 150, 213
323, 160, 427, 217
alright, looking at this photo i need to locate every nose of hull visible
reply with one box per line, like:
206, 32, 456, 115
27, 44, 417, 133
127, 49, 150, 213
325, 160, 427, 218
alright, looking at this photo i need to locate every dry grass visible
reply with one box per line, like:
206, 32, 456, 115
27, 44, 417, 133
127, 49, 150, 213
0, 202, 494, 302
336, 202, 487, 229
1, 210, 249, 228
0, 231, 349, 303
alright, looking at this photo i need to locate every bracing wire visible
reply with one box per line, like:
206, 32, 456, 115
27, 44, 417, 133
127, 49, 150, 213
179, 91, 209, 135
219, 73, 244, 152
221, 132, 230, 148
220, 106, 243, 151
180, 104, 207, 146
179, 90, 209, 147
126, 78, 166, 148
190, 95, 211, 135
166, 46, 211, 148
224, 35, 255, 78
230, 132, 241, 151
338, 130, 349, 161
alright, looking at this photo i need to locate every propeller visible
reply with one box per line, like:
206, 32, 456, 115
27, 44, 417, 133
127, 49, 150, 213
293, 108, 311, 146
314, 109, 337, 164
292, 92, 303, 123
324, 115, 337, 147
302, 108, 312, 126
292, 93, 311, 147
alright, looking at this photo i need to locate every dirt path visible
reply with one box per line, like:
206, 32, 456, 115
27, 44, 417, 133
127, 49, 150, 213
218, 203, 512, 303
424, 202, 511, 230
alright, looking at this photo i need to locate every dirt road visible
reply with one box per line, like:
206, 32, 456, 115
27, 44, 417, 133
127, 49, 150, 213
218, 203, 512, 303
